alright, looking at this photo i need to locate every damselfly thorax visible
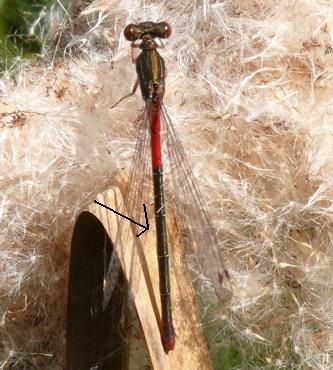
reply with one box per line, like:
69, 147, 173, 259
136, 37, 166, 101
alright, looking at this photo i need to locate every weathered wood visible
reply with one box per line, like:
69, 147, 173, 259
68, 186, 212, 370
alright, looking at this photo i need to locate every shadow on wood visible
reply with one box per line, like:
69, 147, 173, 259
66, 211, 129, 370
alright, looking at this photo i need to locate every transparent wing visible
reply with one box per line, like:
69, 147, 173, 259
103, 98, 232, 308
103, 102, 153, 308
123, 99, 154, 229
159, 99, 232, 302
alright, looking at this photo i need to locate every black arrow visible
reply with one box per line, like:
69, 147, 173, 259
93, 200, 149, 237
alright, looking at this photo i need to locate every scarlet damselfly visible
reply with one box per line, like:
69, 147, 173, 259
107, 21, 232, 353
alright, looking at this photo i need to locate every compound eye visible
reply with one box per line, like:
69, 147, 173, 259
124, 24, 135, 41
159, 21, 172, 38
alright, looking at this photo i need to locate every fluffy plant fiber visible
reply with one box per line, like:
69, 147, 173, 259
1, 0, 333, 369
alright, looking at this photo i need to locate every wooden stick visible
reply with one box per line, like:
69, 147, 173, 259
67, 186, 212, 370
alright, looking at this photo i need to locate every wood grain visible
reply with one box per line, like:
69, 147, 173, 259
67, 186, 211, 370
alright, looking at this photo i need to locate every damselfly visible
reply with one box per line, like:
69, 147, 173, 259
108, 21, 232, 353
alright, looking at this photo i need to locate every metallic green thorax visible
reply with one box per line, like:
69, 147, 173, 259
136, 39, 166, 101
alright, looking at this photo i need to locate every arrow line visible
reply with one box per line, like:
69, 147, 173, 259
93, 200, 149, 237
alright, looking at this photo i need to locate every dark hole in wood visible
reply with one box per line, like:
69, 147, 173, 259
66, 211, 129, 370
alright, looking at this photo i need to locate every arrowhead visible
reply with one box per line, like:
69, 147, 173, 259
136, 204, 149, 237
